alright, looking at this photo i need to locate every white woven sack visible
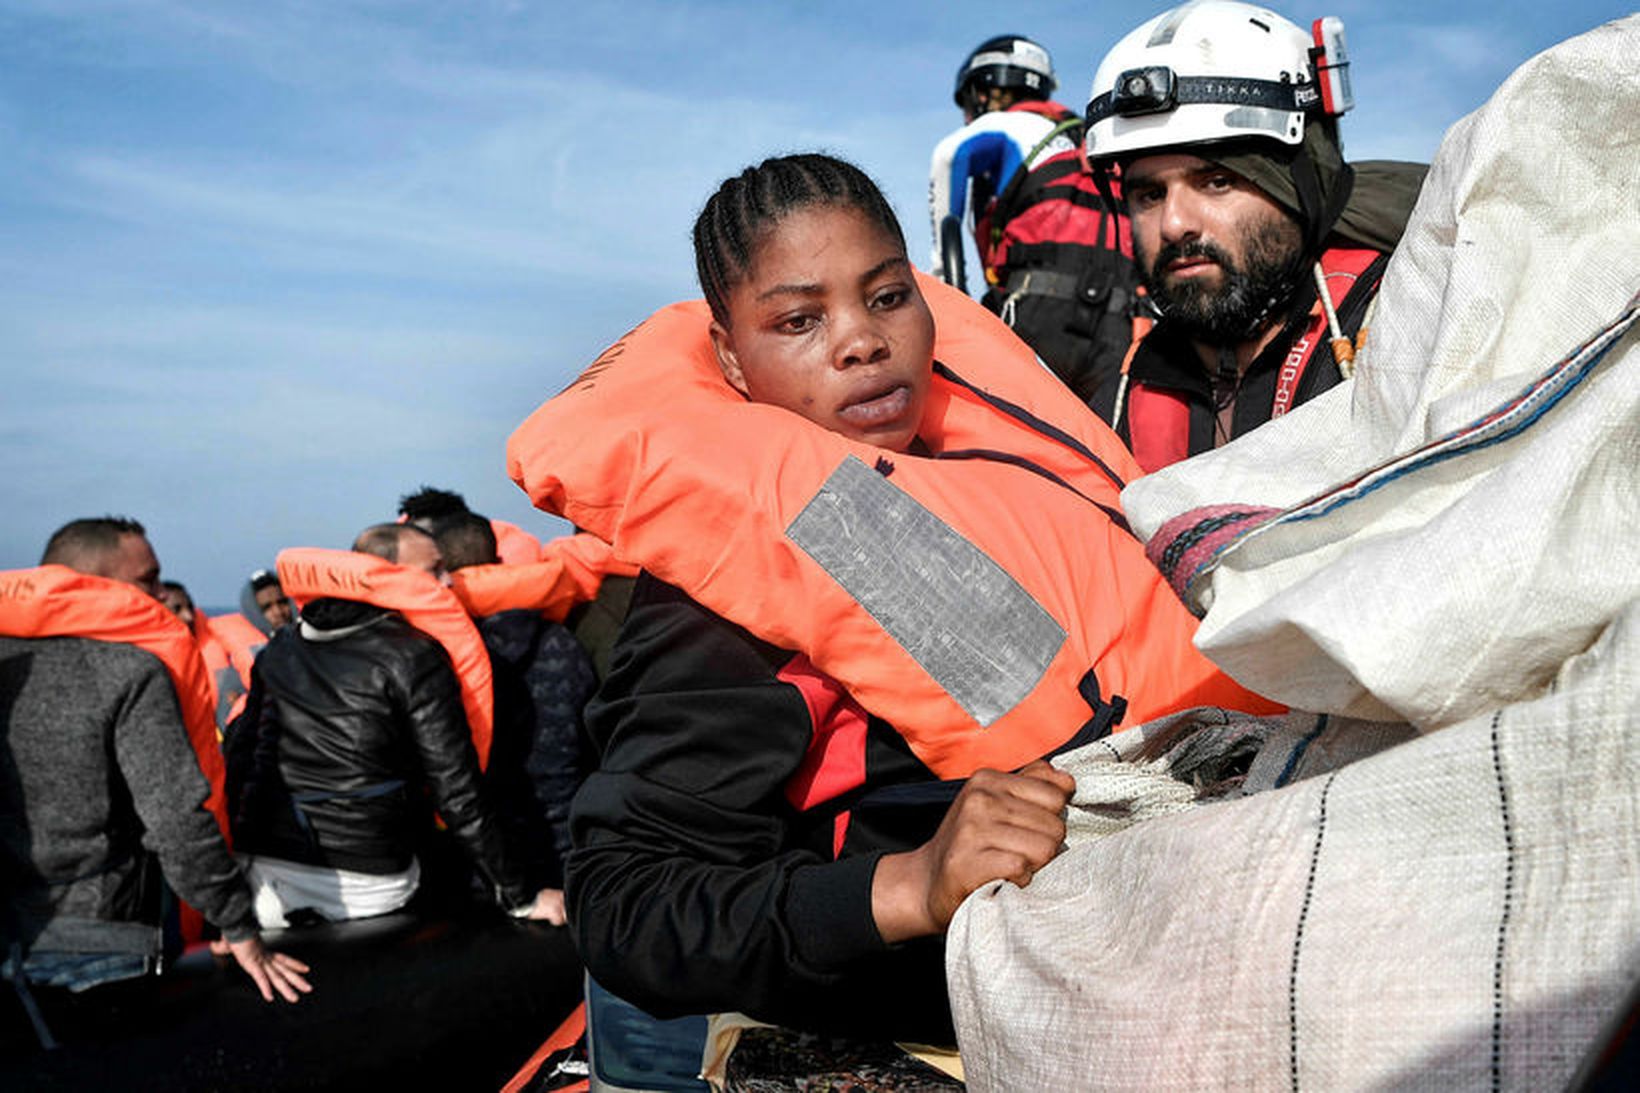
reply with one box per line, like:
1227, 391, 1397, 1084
948, 597, 1640, 1091
1122, 17, 1640, 729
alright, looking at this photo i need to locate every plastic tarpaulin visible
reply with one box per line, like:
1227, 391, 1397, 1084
947, 17, 1640, 1090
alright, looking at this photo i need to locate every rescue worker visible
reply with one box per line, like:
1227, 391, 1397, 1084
1083, 0, 1426, 471
930, 34, 1140, 408
1, 517, 310, 1049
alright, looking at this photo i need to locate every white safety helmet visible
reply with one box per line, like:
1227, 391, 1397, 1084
1084, 1, 1349, 162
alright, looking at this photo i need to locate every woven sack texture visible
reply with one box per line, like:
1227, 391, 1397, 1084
1123, 17, 1640, 729
949, 598, 1639, 1090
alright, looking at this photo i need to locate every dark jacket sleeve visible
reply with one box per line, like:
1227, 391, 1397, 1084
115, 659, 260, 942
397, 640, 533, 910
567, 576, 950, 1039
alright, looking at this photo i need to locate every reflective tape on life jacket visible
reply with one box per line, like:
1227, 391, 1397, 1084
490, 519, 544, 566
1126, 245, 1386, 474
508, 272, 1277, 779
275, 548, 495, 769
449, 532, 638, 621
0, 565, 229, 839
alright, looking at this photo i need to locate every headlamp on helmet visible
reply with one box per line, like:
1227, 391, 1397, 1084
1111, 66, 1178, 117
1083, 2, 1354, 162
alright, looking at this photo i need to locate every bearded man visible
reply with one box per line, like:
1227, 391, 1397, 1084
1083, 1, 1426, 471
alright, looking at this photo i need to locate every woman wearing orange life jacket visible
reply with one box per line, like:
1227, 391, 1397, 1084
508, 154, 1278, 1041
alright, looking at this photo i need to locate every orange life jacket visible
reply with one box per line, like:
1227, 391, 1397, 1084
449, 532, 639, 621
0, 566, 229, 838
275, 548, 495, 769
508, 273, 1277, 779
490, 519, 545, 566
187, 610, 247, 729
208, 611, 269, 691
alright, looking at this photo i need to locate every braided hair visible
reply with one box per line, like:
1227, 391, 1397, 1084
693, 153, 906, 326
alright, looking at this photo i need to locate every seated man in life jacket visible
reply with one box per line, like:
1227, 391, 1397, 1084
1083, 1, 1426, 471
434, 512, 597, 929
1, 517, 310, 1043
160, 578, 248, 729
225, 523, 560, 928
508, 153, 1276, 1042
930, 34, 1140, 409
398, 484, 544, 567
207, 567, 290, 701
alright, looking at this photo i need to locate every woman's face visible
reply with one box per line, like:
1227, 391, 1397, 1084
710, 204, 935, 454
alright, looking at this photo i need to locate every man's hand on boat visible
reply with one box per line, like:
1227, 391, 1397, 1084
519, 887, 568, 925
214, 935, 315, 1003
870, 760, 1075, 944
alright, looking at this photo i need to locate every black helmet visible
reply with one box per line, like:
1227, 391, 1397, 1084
953, 35, 1056, 108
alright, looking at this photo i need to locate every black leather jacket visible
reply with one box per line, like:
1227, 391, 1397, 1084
226, 599, 530, 909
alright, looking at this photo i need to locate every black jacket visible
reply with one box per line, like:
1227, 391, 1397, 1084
225, 599, 530, 909
568, 575, 954, 1043
479, 609, 596, 888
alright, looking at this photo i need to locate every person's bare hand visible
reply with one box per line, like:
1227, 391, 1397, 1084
523, 887, 568, 925
871, 760, 1074, 944
226, 936, 313, 1003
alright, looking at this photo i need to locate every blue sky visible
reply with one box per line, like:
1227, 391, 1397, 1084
1, 0, 1628, 605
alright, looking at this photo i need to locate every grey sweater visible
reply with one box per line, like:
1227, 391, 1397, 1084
0, 636, 259, 958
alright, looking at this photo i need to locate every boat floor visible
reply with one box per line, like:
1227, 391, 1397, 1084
2, 907, 582, 1091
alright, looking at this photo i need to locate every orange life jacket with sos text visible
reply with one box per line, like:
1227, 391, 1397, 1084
508, 273, 1278, 780
276, 548, 496, 769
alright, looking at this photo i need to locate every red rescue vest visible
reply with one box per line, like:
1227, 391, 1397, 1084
0, 566, 229, 838
509, 273, 1278, 780
979, 103, 1134, 281
1127, 246, 1385, 474
276, 549, 496, 769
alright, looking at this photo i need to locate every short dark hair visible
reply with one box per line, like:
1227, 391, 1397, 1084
352, 522, 435, 564
434, 513, 499, 572
248, 568, 282, 594
41, 516, 146, 567
397, 487, 470, 524
693, 153, 906, 326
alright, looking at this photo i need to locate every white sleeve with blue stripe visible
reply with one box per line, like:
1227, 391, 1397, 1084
927, 111, 1057, 279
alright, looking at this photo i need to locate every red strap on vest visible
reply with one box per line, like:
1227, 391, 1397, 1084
1126, 386, 1193, 474
0, 566, 228, 839
1273, 246, 1383, 418
277, 548, 495, 769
